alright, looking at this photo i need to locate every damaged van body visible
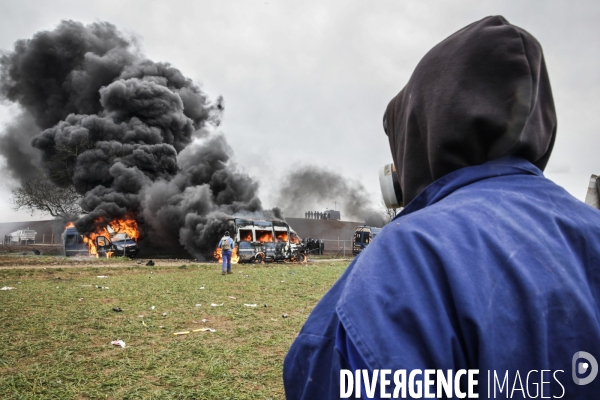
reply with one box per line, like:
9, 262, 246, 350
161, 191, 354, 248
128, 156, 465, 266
352, 225, 382, 255
223, 218, 307, 263
63, 226, 89, 257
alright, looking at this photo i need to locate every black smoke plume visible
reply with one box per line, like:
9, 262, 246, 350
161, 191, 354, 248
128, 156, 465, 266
275, 166, 385, 227
0, 20, 261, 258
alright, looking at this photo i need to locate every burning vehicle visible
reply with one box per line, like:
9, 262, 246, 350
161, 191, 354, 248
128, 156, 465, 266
352, 225, 382, 255
214, 218, 307, 264
63, 219, 140, 258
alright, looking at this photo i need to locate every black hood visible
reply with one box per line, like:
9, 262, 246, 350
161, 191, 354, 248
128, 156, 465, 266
384, 16, 557, 206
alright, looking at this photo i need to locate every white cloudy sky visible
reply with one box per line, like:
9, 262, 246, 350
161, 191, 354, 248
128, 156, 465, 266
0, 0, 599, 222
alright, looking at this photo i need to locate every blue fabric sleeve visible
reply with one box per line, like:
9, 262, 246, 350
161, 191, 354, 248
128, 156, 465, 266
335, 321, 381, 399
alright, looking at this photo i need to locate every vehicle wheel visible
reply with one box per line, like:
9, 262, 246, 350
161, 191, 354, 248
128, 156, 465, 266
296, 253, 307, 264
253, 253, 265, 264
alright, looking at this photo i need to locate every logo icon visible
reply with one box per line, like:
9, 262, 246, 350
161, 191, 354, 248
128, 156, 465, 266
572, 351, 598, 385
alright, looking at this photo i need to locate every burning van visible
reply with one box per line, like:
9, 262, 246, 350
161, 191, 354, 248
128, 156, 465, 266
64, 226, 89, 257
215, 218, 307, 264
63, 222, 140, 258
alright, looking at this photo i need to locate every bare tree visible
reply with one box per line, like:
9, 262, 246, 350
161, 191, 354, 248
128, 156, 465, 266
48, 139, 94, 186
11, 172, 84, 219
380, 197, 401, 223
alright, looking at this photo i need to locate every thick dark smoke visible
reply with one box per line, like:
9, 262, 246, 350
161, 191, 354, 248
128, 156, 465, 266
0, 113, 41, 182
0, 20, 259, 258
275, 166, 385, 226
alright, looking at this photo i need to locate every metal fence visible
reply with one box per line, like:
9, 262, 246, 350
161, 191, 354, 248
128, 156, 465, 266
2, 233, 61, 245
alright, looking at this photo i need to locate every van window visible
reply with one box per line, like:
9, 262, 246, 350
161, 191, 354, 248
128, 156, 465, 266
290, 232, 300, 244
239, 229, 252, 242
255, 230, 274, 242
66, 234, 76, 245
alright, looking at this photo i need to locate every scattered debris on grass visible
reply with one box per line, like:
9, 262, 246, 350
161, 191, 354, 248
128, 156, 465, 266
244, 304, 257, 307
174, 328, 216, 335
195, 304, 202, 307
0, 286, 15, 290
111, 340, 126, 348
96, 275, 108, 278
211, 303, 223, 307
112, 307, 122, 312
146, 260, 155, 266
151, 306, 155, 310
162, 312, 168, 317
282, 314, 288, 318
228, 296, 236, 300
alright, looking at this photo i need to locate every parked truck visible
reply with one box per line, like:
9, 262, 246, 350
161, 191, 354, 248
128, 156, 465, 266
220, 218, 307, 263
7, 228, 36, 245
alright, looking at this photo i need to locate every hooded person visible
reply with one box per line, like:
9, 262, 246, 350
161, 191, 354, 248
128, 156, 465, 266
283, 16, 600, 399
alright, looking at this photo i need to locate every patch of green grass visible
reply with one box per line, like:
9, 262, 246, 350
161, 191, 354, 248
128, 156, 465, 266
0, 262, 349, 399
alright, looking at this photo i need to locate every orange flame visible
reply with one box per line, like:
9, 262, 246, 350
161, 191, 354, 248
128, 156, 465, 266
256, 231, 273, 243
66, 217, 140, 257
239, 230, 252, 242
214, 246, 239, 264
290, 232, 300, 244
275, 232, 289, 242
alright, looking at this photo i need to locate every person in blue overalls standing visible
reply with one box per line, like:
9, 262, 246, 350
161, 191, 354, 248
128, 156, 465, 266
219, 231, 234, 275
284, 16, 600, 399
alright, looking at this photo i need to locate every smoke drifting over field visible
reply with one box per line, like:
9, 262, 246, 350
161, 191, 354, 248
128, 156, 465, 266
0, 20, 261, 258
276, 166, 385, 226
0, 20, 383, 257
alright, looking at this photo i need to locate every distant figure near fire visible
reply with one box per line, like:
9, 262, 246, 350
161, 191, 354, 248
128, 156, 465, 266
218, 231, 234, 275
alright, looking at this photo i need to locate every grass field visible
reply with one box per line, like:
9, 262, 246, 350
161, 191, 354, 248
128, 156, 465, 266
0, 258, 350, 399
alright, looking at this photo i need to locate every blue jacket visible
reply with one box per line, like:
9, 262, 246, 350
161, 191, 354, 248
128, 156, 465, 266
283, 157, 600, 399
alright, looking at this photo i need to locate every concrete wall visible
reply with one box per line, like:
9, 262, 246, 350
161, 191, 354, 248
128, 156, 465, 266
285, 217, 362, 242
